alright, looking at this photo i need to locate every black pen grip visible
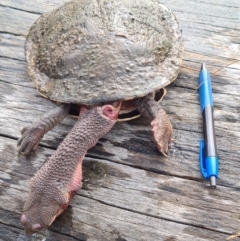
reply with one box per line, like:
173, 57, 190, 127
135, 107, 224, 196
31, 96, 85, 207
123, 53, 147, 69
202, 105, 218, 157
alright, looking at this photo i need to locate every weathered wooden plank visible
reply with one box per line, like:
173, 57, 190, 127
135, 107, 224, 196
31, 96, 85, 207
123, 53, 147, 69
0, 0, 68, 14
0, 58, 32, 88
0, 88, 239, 197
0, 136, 231, 240
0, 199, 228, 241
0, 33, 25, 61
161, 0, 240, 27
0, 6, 39, 36
0, 0, 240, 240
1, 73, 240, 188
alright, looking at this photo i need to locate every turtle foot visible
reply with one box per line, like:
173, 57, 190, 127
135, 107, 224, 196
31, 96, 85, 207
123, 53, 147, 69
17, 104, 70, 156
17, 125, 44, 156
151, 109, 172, 156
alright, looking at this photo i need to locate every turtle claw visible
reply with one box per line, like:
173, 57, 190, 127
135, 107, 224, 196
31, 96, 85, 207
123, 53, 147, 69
151, 110, 172, 157
161, 152, 169, 158
17, 126, 44, 156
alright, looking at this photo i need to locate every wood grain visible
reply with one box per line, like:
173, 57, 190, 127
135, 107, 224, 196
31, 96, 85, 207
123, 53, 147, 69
0, 0, 240, 240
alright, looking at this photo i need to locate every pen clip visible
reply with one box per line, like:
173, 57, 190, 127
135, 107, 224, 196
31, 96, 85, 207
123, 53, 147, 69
199, 140, 208, 179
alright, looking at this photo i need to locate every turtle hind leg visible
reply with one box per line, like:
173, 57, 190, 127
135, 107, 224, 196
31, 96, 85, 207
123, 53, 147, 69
135, 93, 172, 156
17, 103, 70, 156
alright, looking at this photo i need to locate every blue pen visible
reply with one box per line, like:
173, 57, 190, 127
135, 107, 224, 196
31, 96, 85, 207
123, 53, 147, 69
198, 63, 219, 188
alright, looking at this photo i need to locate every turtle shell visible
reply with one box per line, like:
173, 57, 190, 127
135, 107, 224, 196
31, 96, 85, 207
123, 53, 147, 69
25, 0, 183, 105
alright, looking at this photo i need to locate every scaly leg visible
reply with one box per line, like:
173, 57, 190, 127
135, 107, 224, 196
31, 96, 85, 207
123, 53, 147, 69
18, 104, 70, 155
20, 102, 121, 235
135, 93, 172, 156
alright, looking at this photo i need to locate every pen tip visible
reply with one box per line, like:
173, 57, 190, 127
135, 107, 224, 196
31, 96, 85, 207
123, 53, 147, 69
210, 176, 217, 188
201, 63, 206, 71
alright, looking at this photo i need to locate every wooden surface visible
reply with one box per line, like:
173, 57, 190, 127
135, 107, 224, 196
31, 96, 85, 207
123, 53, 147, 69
0, 0, 240, 240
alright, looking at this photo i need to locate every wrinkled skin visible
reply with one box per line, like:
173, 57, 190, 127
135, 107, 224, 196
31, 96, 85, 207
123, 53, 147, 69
135, 93, 172, 155
19, 97, 172, 235
20, 103, 120, 235
20, 195, 64, 235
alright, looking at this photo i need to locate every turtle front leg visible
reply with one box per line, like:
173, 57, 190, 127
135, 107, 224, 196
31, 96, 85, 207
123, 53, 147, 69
135, 93, 172, 156
18, 104, 70, 156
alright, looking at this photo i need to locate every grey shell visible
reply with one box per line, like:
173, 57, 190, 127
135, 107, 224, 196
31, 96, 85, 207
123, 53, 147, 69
25, 0, 183, 105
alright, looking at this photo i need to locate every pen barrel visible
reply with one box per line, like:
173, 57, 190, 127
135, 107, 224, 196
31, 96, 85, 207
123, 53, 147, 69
199, 70, 213, 112
202, 105, 218, 157
198, 66, 219, 183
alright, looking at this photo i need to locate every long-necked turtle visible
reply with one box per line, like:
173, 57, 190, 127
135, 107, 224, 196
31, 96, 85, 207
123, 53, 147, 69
18, 0, 183, 235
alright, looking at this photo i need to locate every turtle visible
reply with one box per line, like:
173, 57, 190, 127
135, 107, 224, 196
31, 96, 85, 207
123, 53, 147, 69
18, 0, 183, 235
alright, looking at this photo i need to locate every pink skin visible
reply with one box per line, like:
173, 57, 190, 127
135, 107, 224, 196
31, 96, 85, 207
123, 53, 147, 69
19, 97, 172, 235
20, 214, 27, 225
20, 103, 121, 235
20, 215, 41, 233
